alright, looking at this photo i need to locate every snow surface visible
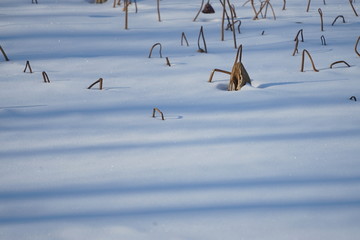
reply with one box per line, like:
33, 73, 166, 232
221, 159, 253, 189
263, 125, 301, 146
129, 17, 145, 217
1, 0, 360, 239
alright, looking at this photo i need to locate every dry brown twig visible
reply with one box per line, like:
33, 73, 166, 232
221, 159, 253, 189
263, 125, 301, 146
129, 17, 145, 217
332, 15, 345, 26
0, 45, 9, 61
42, 71, 51, 83
88, 78, 103, 90
149, 43, 163, 58
301, 49, 319, 72
330, 61, 350, 69
152, 108, 165, 120
355, 36, 360, 57
349, 0, 359, 17
292, 38, 299, 56
294, 29, 304, 42
318, 8, 324, 31
181, 32, 189, 46
321, 35, 326, 45
197, 26, 208, 53
23, 61, 33, 73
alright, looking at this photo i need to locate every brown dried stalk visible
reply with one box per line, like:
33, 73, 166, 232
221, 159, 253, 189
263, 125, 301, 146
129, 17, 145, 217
294, 29, 304, 42
148, 43, 163, 58
321, 35, 326, 45
350, 96, 357, 101
23, 61, 33, 73
181, 32, 189, 46
301, 49, 319, 72
306, 0, 311, 12
355, 36, 360, 57
124, 0, 129, 29
152, 108, 165, 120
318, 8, 324, 31
42, 71, 50, 83
197, 26, 208, 53
330, 61, 350, 69
253, 0, 276, 20
332, 15, 345, 26
282, 0, 286, 10
166, 57, 171, 67
88, 78, 103, 90
157, 0, 161, 22
193, 0, 205, 22
227, 0, 237, 49
32, 0, 38, 4
292, 38, 299, 56
349, 0, 359, 17
0, 45, 9, 61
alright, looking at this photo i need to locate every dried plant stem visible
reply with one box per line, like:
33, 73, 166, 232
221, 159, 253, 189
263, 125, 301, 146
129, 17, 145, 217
294, 29, 304, 42
282, 0, 286, 10
32, 0, 38, 4
42, 71, 50, 83
197, 26, 208, 53
193, 0, 205, 22
88, 78, 103, 90
157, 0, 161, 22
181, 32, 189, 46
253, 0, 276, 20
152, 108, 165, 120
221, 0, 226, 41
0, 45, 9, 61
124, 0, 129, 29
350, 96, 357, 101
332, 15, 345, 26
318, 8, 324, 31
208, 69, 231, 82
301, 49, 319, 72
349, 0, 359, 17
166, 57, 171, 67
306, 0, 311, 12
330, 61, 350, 68
113, 0, 117, 8
321, 35, 326, 45
250, 0, 258, 18
148, 43, 163, 58
227, 0, 237, 49
23, 61, 33, 73
292, 38, 299, 56
355, 36, 360, 57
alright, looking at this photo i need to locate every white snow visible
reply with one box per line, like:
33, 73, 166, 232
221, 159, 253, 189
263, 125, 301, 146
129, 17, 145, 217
1, 0, 360, 239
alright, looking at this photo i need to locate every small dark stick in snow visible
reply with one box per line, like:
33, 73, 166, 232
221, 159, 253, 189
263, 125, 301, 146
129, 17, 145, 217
350, 96, 357, 101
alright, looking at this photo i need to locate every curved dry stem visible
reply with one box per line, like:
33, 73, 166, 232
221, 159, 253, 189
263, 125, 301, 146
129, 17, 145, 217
148, 43, 163, 58
292, 38, 299, 56
332, 15, 345, 26
355, 36, 360, 57
318, 8, 324, 31
23, 61, 33, 73
294, 29, 304, 42
350, 96, 357, 101
349, 0, 359, 17
197, 26, 207, 53
181, 32, 189, 46
88, 78, 103, 90
330, 61, 350, 69
282, 0, 286, 10
152, 108, 165, 120
301, 49, 319, 72
208, 69, 231, 82
193, 0, 205, 22
42, 71, 51, 83
320, 35, 326, 45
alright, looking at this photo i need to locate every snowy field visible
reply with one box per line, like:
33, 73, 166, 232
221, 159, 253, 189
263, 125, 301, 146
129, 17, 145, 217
1, 0, 360, 239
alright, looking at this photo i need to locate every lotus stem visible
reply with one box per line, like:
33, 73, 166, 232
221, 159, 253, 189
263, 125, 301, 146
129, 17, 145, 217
42, 71, 50, 83
88, 78, 103, 90
152, 108, 165, 120
332, 15, 345, 26
23, 61, 33, 73
330, 61, 350, 69
301, 49, 319, 72
148, 43, 163, 58
181, 32, 189, 46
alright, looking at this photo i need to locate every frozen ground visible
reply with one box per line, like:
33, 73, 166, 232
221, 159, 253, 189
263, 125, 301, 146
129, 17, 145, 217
1, 0, 360, 239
